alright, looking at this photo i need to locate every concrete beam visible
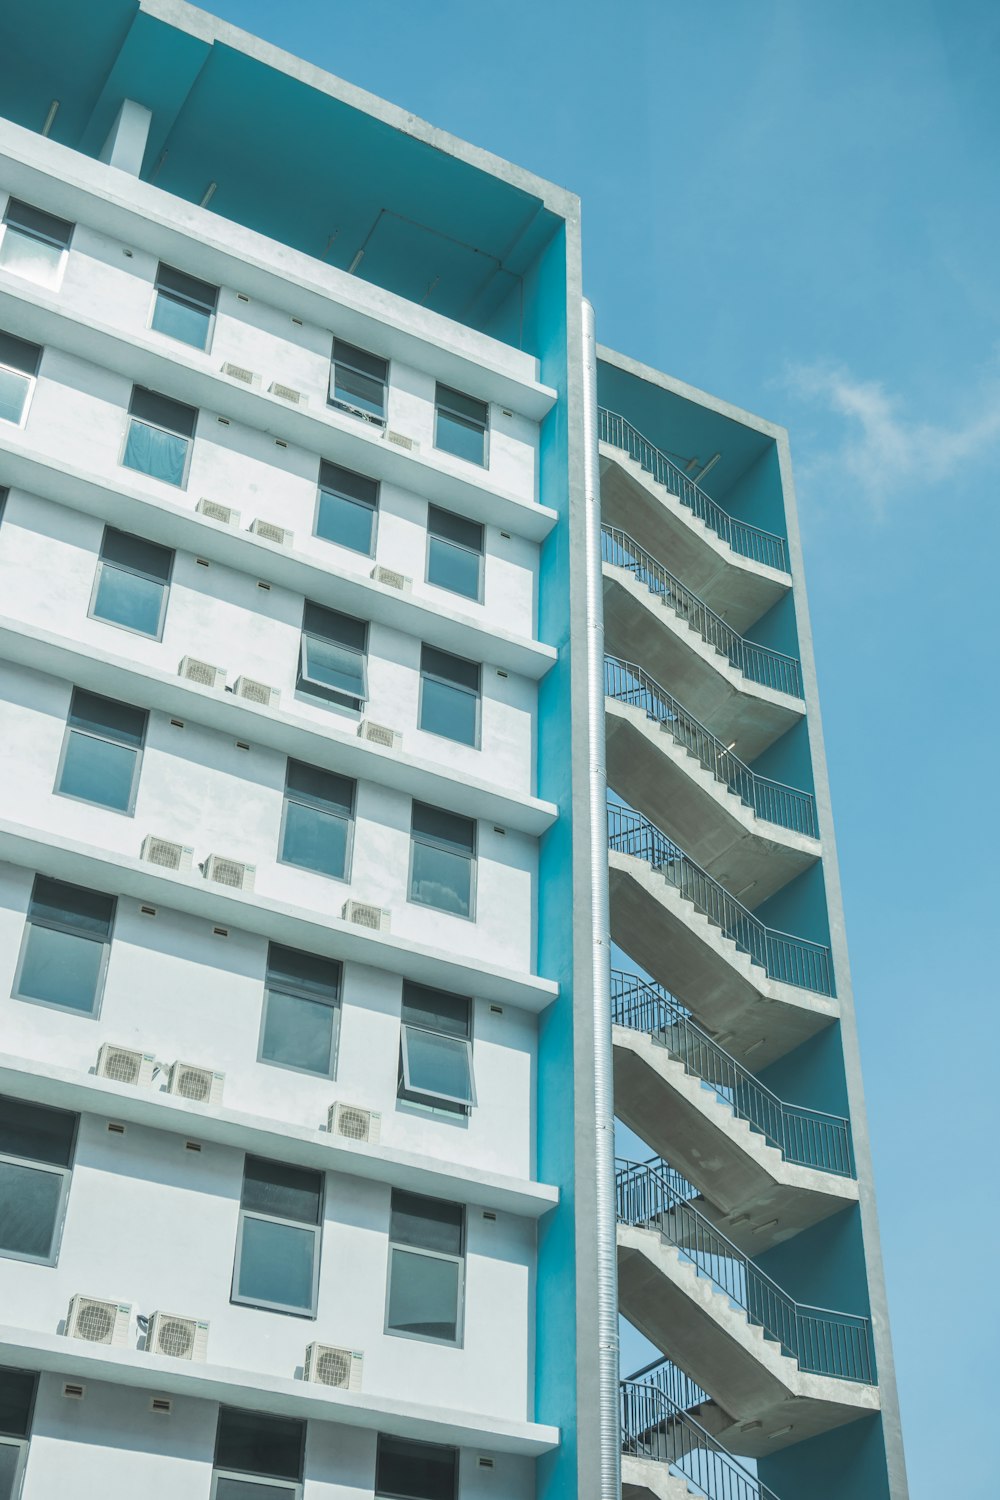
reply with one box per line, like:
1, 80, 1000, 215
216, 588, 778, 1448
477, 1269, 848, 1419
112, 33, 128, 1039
98, 100, 152, 176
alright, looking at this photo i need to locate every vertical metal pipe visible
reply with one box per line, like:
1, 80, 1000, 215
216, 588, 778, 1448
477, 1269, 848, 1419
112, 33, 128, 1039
580, 297, 620, 1496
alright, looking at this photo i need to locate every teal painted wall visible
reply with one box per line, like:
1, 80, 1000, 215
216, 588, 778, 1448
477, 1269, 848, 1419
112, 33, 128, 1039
758, 1022, 849, 1118
759, 1413, 892, 1500
754, 862, 832, 949
718, 442, 785, 537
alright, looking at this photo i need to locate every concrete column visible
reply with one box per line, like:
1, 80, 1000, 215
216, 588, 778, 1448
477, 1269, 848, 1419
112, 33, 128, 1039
98, 100, 152, 175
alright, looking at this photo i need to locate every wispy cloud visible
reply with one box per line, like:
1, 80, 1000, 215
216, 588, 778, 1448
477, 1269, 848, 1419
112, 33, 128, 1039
782, 360, 1000, 519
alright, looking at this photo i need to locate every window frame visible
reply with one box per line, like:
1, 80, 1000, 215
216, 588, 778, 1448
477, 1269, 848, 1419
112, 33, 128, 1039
433, 384, 490, 468
398, 984, 476, 1115
328, 338, 389, 428
12, 877, 116, 1020
0, 1101, 78, 1269
278, 760, 356, 886
408, 803, 478, 922
314, 459, 380, 558
418, 645, 481, 750
425, 505, 485, 604
88, 525, 174, 642
384, 1192, 466, 1350
231, 1157, 324, 1319
54, 687, 148, 817
0, 197, 73, 289
374, 1433, 460, 1500
149, 262, 219, 353
209, 1471, 303, 1500
120, 385, 197, 490
296, 604, 369, 713
0, 332, 41, 430
257, 942, 343, 1082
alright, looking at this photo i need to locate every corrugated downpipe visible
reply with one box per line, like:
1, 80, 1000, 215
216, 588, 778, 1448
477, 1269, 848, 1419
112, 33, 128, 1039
581, 297, 620, 1496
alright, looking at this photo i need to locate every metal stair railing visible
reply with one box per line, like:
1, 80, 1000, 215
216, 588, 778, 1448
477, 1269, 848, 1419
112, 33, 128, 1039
607, 802, 835, 996
605, 656, 818, 838
621, 1360, 783, 1500
598, 407, 789, 574
616, 1157, 876, 1384
601, 524, 803, 698
611, 969, 854, 1176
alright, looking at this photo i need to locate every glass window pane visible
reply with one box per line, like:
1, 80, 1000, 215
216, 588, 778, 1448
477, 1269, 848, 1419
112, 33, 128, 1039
262, 989, 337, 1075
0, 1440, 22, 1500
410, 843, 472, 917
427, 537, 481, 600
0, 368, 29, 426
151, 292, 212, 350
435, 409, 487, 466
241, 1158, 322, 1225
404, 1030, 473, 1104
0, 333, 40, 377
332, 364, 385, 420
302, 636, 365, 702
421, 647, 479, 693
0, 230, 63, 286
420, 678, 477, 747
390, 1192, 463, 1255
123, 420, 190, 486
93, 564, 165, 636
316, 489, 375, 554
4, 200, 72, 246
387, 1247, 460, 1341
428, 506, 482, 553
437, 386, 488, 426
69, 690, 146, 746
302, 602, 367, 651
129, 387, 197, 437
237, 1216, 316, 1311
18, 924, 103, 1013
285, 761, 354, 813
0, 1096, 76, 1167
29, 876, 114, 936
376, 1435, 457, 1500
156, 264, 218, 310
59, 731, 137, 812
411, 804, 475, 854
0, 1369, 37, 1438
265, 944, 340, 1002
281, 800, 349, 879
101, 529, 173, 582
216, 1407, 304, 1482
401, 984, 470, 1038
333, 341, 388, 383
0, 1161, 62, 1260
215, 1480, 293, 1500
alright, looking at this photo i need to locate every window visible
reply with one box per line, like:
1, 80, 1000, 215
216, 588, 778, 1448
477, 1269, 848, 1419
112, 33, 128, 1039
122, 385, 197, 487
426, 505, 484, 602
386, 1190, 464, 1345
409, 803, 476, 919
233, 1156, 323, 1316
434, 384, 488, 467
280, 760, 354, 881
0, 197, 72, 287
419, 646, 480, 748
212, 1407, 305, 1500
297, 602, 368, 711
151, 263, 218, 351
14, 876, 115, 1016
90, 526, 173, 639
0, 332, 40, 427
399, 983, 475, 1114
315, 460, 378, 556
0, 1367, 37, 1500
0, 1095, 77, 1266
259, 943, 342, 1079
328, 338, 388, 425
56, 688, 147, 814
375, 1435, 458, 1500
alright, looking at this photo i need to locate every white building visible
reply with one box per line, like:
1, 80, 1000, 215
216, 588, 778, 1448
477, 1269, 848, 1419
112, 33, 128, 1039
0, 4, 907, 1500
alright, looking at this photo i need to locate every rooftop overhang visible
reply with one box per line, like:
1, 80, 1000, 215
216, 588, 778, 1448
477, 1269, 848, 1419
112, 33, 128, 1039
0, 0, 578, 348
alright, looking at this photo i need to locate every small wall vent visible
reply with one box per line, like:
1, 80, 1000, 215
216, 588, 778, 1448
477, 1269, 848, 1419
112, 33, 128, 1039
203, 854, 255, 892
96, 1044, 156, 1089
140, 835, 193, 874
328, 1102, 381, 1145
168, 1061, 225, 1107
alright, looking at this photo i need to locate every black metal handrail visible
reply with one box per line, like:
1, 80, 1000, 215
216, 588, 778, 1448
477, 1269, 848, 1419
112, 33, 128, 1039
607, 802, 835, 997
605, 656, 818, 838
602, 525, 803, 698
611, 970, 854, 1176
621, 1363, 783, 1500
616, 1158, 875, 1384
598, 407, 789, 573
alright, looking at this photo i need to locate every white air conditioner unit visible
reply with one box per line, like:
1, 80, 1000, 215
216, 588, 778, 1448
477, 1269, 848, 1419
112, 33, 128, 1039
96, 1043, 156, 1088
249, 518, 293, 547
203, 854, 255, 892
141, 835, 194, 874
358, 719, 401, 752
168, 1061, 225, 1107
66, 1295, 131, 1347
232, 675, 280, 709
304, 1342, 363, 1391
197, 497, 241, 527
382, 429, 415, 452
328, 1102, 381, 1145
269, 381, 305, 405
370, 564, 411, 592
179, 656, 226, 690
221, 361, 260, 388
146, 1311, 210, 1362
342, 899, 389, 933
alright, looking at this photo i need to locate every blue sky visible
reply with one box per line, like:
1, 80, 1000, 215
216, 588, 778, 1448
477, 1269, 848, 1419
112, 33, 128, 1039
202, 3, 999, 1492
